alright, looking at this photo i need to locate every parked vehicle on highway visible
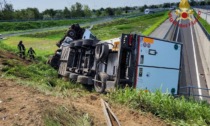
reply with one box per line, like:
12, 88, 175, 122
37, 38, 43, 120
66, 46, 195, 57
0, 34, 2, 39
57, 32, 182, 95
144, 8, 169, 14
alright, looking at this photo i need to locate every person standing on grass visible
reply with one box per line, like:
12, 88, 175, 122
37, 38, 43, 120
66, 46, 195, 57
27, 47, 36, 60
18, 40, 26, 59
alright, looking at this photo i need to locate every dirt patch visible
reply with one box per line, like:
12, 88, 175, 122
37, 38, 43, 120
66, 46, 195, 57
0, 50, 31, 66
0, 78, 167, 126
0, 49, 167, 126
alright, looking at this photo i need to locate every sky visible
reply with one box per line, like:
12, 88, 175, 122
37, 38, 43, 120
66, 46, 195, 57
2, 0, 181, 12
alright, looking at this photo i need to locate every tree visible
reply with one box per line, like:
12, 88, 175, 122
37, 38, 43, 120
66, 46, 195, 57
149, 5, 158, 8
29, 8, 40, 19
43, 9, 56, 18
200, 1, 206, 6
54, 10, 63, 19
63, 7, 71, 18
2, 3, 14, 20
43, 14, 51, 20
84, 5, 91, 17
95, 10, 101, 17
139, 5, 148, 12
207, 0, 210, 5
115, 8, 122, 15
70, 2, 84, 17
105, 7, 114, 16
163, 3, 171, 8
25, 9, 35, 20
125, 6, 130, 13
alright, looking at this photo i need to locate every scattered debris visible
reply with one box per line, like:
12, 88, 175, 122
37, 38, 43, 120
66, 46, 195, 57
101, 99, 121, 126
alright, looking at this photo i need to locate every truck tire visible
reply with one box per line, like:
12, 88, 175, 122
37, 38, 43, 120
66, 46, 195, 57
69, 73, 78, 82
77, 75, 93, 85
95, 44, 109, 62
82, 39, 93, 47
67, 30, 76, 39
94, 72, 109, 93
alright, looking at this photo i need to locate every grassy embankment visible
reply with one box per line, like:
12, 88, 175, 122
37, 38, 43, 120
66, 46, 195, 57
0, 18, 95, 33
2, 11, 210, 125
195, 12, 210, 34
199, 18, 210, 33
0, 42, 92, 125
3, 12, 169, 56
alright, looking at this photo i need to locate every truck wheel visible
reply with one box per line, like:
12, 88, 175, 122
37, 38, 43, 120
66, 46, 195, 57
94, 72, 108, 93
95, 44, 109, 62
67, 30, 76, 39
77, 75, 93, 85
69, 73, 78, 82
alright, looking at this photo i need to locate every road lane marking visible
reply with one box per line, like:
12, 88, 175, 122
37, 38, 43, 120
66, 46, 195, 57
190, 21, 203, 100
175, 20, 181, 42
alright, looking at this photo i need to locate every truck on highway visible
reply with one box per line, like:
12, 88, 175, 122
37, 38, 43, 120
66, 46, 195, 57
54, 26, 182, 94
144, 8, 165, 14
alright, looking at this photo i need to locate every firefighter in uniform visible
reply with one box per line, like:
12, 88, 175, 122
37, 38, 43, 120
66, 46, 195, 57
27, 47, 36, 60
18, 41, 26, 59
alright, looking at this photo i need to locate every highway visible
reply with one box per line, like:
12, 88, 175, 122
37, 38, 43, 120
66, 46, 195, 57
151, 13, 210, 101
173, 19, 209, 101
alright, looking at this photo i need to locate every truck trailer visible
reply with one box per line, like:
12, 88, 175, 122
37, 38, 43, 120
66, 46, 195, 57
57, 33, 182, 94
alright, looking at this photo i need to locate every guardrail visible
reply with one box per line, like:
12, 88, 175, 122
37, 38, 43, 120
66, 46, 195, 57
197, 18, 210, 40
193, 8, 210, 40
164, 17, 178, 41
179, 86, 210, 98
0, 12, 145, 23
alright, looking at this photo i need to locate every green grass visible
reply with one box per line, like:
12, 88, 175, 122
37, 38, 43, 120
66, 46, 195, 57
2, 12, 169, 57
20, 12, 169, 41
44, 106, 92, 126
108, 88, 210, 125
142, 11, 169, 36
0, 41, 88, 97
21, 30, 66, 40
92, 12, 169, 40
195, 13, 210, 34
0, 18, 95, 32
2, 36, 58, 56
2, 11, 209, 125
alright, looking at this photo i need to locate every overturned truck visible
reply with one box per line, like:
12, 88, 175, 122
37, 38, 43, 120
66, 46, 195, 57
51, 24, 182, 94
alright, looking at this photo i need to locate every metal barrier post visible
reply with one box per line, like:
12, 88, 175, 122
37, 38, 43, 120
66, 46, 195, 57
188, 87, 191, 96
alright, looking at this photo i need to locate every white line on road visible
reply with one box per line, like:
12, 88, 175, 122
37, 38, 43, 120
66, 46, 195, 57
190, 21, 203, 100
175, 20, 181, 42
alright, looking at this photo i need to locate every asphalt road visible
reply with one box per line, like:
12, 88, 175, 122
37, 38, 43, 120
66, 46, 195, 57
175, 19, 209, 101
147, 11, 209, 100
